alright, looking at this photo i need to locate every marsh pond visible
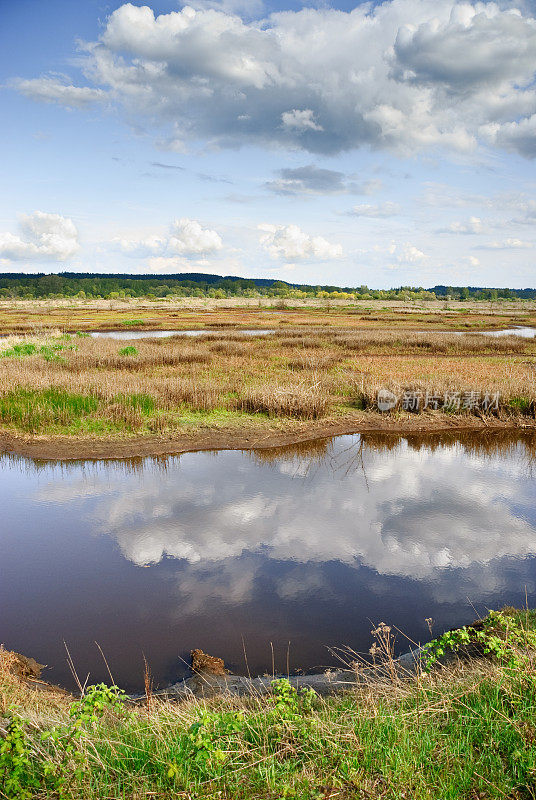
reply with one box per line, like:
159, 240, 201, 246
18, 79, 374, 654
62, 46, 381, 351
1, 432, 535, 692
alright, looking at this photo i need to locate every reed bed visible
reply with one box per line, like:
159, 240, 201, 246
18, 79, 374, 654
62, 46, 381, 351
331, 329, 531, 354
235, 381, 329, 419
287, 349, 343, 370
63, 339, 213, 371
0, 328, 534, 434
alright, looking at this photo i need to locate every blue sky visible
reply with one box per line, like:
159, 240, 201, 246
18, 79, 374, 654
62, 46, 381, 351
1, 0, 535, 287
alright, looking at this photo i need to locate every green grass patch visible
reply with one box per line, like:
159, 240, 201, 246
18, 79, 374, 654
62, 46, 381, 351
1, 343, 39, 357
0, 389, 161, 434
2, 610, 536, 799
123, 392, 155, 414
1, 340, 76, 362
121, 319, 146, 326
509, 396, 533, 414
0, 388, 286, 436
0, 389, 99, 433
118, 346, 138, 356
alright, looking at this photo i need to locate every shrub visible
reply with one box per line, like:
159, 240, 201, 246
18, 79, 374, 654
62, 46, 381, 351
118, 346, 138, 357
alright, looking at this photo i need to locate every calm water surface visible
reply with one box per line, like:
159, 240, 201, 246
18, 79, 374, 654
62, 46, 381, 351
90, 329, 274, 340
88, 327, 535, 340
1, 433, 535, 691
459, 327, 536, 338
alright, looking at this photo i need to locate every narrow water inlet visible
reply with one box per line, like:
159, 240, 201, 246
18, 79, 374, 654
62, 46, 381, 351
89, 329, 276, 339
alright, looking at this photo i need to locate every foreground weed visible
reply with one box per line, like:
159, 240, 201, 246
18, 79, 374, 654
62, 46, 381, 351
269, 678, 317, 720
0, 715, 37, 799
3, 611, 536, 799
422, 608, 536, 675
1, 684, 127, 800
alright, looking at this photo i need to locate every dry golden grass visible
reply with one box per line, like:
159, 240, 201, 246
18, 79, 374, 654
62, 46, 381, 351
1, 296, 536, 337
0, 646, 70, 721
63, 339, 213, 371
333, 329, 531, 354
287, 349, 343, 370
0, 327, 534, 433
235, 381, 329, 419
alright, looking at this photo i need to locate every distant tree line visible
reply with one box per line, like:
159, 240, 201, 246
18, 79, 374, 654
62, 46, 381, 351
0, 272, 534, 301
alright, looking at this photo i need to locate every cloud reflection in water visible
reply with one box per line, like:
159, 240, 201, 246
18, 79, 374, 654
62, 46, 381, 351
32, 435, 536, 604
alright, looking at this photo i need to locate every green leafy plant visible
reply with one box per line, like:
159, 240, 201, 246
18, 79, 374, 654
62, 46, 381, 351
1, 343, 38, 358
175, 708, 246, 781
422, 609, 536, 675
118, 346, 138, 356
0, 714, 37, 800
70, 683, 127, 725
269, 678, 317, 720
39, 684, 127, 796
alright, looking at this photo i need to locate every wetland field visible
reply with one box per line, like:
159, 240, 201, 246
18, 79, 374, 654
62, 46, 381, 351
2, 299, 536, 799
0, 299, 535, 457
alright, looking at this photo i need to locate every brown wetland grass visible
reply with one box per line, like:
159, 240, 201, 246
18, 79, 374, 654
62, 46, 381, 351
1, 294, 536, 337
0, 327, 534, 436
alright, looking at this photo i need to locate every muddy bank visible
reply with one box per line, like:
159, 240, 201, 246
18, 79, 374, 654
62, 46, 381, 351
149, 653, 426, 701
0, 412, 535, 461
0, 648, 69, 697
1, 645, 424, 703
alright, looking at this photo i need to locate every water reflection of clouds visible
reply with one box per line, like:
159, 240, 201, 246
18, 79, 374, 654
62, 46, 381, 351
31, 439, 536, 595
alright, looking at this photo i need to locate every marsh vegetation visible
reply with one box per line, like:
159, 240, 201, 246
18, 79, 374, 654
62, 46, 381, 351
0, 326, 534, 437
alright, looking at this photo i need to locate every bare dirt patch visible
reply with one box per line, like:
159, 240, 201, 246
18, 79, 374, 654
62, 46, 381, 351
1, 412, 535, 460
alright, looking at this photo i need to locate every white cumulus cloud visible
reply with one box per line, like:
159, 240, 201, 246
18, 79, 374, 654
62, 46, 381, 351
481, 115, 536, 159
281, 109, 323, 132
15, 75, 106, 108
394, 243, 427, 264
0, 212, 80, 262
440, 216, 485, 234
14, 1, 536, 157
258, 223, 343, 262
487, 238, 534, 249
347, 202, 401, 218
113, 218, 223, 259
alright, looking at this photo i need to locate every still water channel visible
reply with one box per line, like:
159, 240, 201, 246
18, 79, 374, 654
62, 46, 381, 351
1, 432, 535, 691
89, 329, 274, 339
88, 327, 536, 340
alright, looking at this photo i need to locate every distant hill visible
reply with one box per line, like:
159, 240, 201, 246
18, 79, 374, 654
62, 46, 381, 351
0, 272, 534, 300
430, 285, 536, 300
